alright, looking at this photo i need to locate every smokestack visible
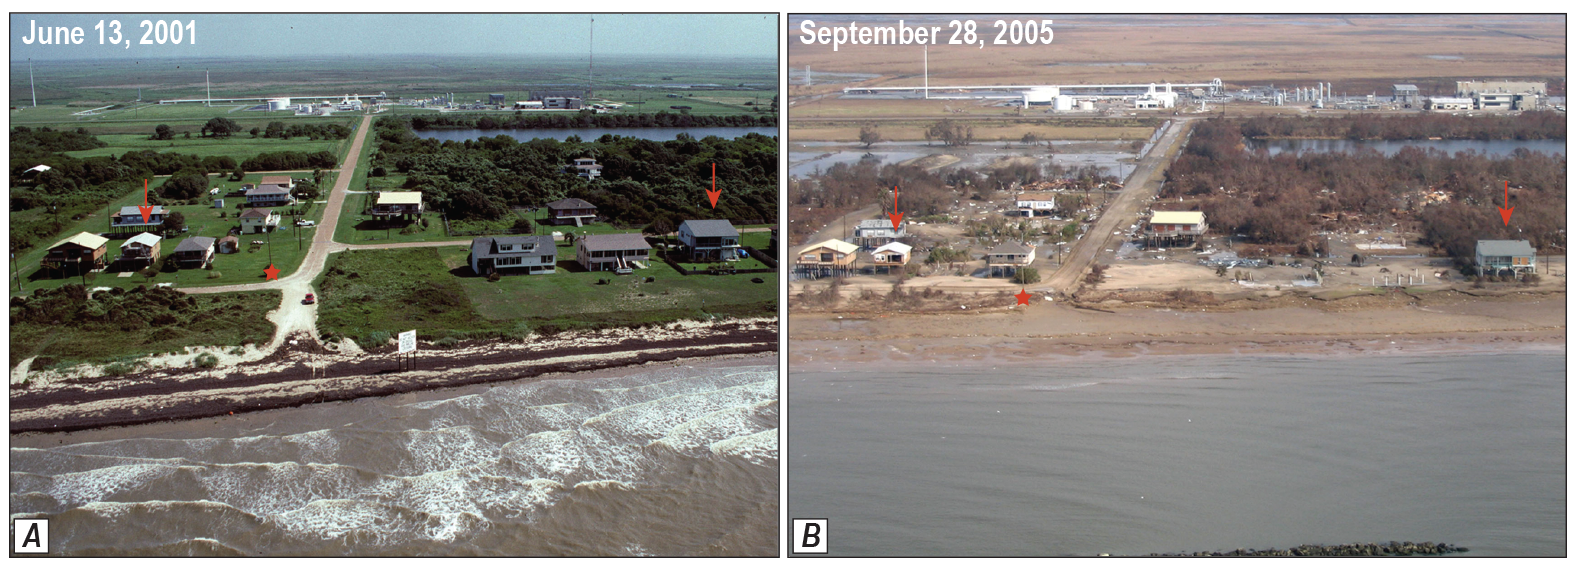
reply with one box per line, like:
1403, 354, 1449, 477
588, 16, 594, 99
30, 59, 36, 107
206, 70, 211, 106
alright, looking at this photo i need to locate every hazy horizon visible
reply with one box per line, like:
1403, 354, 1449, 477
11, 13, 778, 61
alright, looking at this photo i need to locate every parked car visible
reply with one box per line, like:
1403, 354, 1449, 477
303, 293, 315, 305
297, 220, 315, 227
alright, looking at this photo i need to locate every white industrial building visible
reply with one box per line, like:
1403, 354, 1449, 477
1456, 81, 1544, 111
1425, 97, 1474, 111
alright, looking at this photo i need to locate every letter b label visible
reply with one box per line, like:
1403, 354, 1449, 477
792, 518, 828, 554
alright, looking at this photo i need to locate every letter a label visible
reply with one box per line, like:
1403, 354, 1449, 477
13, 518, 49, 553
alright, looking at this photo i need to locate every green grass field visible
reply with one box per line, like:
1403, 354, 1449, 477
9, 179, 328, 296
313, 245, 775, 346
9, 288, 280, 369
65, 133, 340, 161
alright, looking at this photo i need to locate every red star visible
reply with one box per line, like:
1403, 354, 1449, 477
1015, 288, 1032, 306
264, 264, 280, 281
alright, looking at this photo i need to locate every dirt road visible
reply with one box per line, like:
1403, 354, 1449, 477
1039, 118, 1194, 295
182, 114, 375, 352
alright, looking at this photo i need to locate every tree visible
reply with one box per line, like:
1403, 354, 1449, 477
203, 117, 241, 138
292, 180, 321, 201
161, 211, 186, 234
159, 175, 207, 200
643, 216, 675, 237
859, 123, 884, 149
264, 121, 285, 139
249, 127, 260, 137
927, 119, 973, 147
230, 167, 245, 181
511, 217, 533, 232
153, 124, 174, 140
1012, 267, 1041, 285
371, 166, 388, 177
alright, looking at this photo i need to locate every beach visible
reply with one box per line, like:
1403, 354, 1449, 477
12, 318, 777, 434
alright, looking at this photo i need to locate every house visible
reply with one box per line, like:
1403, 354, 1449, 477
246, 184, 296, 207
469, 235, 556, 276
569, 158, 602, 180
795, 239, 859, 276
677, 219, 741, 261
545, 198, 598, 226
217, 235, 240, 254
986, 241, 1036, 277
259, 175, 295, 189
41, 232, 109, 274
576, 233, 652, 272
1475, 239, 1536, 276
871, 242, 913, 267
853, 219, 905, 248
109, 205, 167, 233
1144, 211, 1208, 247
172, 236, 216, 268
371, 191, 424, 218
1014, 192, 1058, 217
239, 208, 280, 234
117, 232, 162, 267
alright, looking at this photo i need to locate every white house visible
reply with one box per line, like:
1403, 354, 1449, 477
239, 208, 280, 234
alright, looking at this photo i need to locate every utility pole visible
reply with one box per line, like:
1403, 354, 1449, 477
11, 252, 24, 293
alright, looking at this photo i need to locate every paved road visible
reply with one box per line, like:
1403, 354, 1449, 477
1038, 118, 1194, 295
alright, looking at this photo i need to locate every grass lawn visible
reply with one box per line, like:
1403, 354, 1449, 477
10, 182, 328, 296
313, 245, 776, 346
64, 133, 341, 162
9, 288, 280, 369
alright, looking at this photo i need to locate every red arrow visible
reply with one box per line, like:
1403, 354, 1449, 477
1497, 181, 1514, 226
706, 163, 721, 209
138, 179, 154, 223
888, 185, 903, 230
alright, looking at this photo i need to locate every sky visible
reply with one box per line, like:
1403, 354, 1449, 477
11, 13, 778, 61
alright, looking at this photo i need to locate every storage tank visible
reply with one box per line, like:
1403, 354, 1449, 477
1053, 95, 1074, 111
267, 97, 290, 111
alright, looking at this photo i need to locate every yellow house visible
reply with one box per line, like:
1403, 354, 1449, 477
796, 239, 859, 276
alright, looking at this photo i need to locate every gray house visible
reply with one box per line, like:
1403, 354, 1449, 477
677, 219, 740, 261
576, 233, 651, 272
853, 219, 905, 248
469, 235, 556, 276
172, 236, 216, 268
1475, 239, 1536, 276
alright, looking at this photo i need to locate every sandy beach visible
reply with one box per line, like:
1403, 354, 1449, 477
11, 318, 777, 433
789, 290, 1564, 370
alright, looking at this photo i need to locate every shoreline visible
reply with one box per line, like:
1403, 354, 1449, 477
11, 318, 778, 434
788, 292, 1565, 370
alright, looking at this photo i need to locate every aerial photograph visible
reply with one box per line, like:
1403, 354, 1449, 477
787, 14, 1564, 556
9, 13, 779, 556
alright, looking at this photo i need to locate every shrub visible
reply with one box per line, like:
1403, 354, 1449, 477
433, 337, 459, 349
1012, 267, 1041, 285
194, 352, 219, 368
362, 331, 392, 348
487, 272, 501, 282
103, 362, 136, 376
645, 276, 655, 283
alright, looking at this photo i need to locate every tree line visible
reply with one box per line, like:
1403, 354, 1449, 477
1237, 111, 1565, 141
406, 110, 777, 131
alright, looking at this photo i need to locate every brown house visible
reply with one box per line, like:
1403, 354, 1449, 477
42, 232, 109, 275
545, 198, 597, 226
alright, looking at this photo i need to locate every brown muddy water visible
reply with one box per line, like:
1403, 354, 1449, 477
10, 363, 778, 556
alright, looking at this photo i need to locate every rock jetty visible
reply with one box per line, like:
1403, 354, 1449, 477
1149, 542, 1468, 557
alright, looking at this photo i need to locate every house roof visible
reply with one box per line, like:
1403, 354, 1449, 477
580, 233, 652, 252
1476, 239, 1535, 257
114, 205, 167, 217
26, 164, 52, 173
546, 198, 595, 210
259, 175, 292, 185
51, 232, 108, 251
219, 235, 239, 245
856, 219, 901, 230
1015, 192, 1058, 201
680, 219, 739, 238
1150, 211, 1206, 225
249, 184, 291, 196
804, 239, 858, 255
376, 191, 422, 205
989, 241, 1035, 255
470, 235, 556, 260
174, 236, 216, 253
1394, 84, 1419, 91
122, 233, 162, 248
239, 208, 275, 218
873, 242, 913, 256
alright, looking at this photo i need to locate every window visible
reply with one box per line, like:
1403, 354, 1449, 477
495, 256, 522, 267
499, 244, 514, 252
542, 256, 553, 264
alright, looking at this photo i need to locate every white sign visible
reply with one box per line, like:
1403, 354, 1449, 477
398, 330, 417, 353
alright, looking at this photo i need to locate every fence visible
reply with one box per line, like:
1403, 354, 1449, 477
658, 250, 776, 276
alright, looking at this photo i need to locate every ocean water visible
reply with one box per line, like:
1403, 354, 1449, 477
788, 353, 1565, 556
11, 364, 778, 556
